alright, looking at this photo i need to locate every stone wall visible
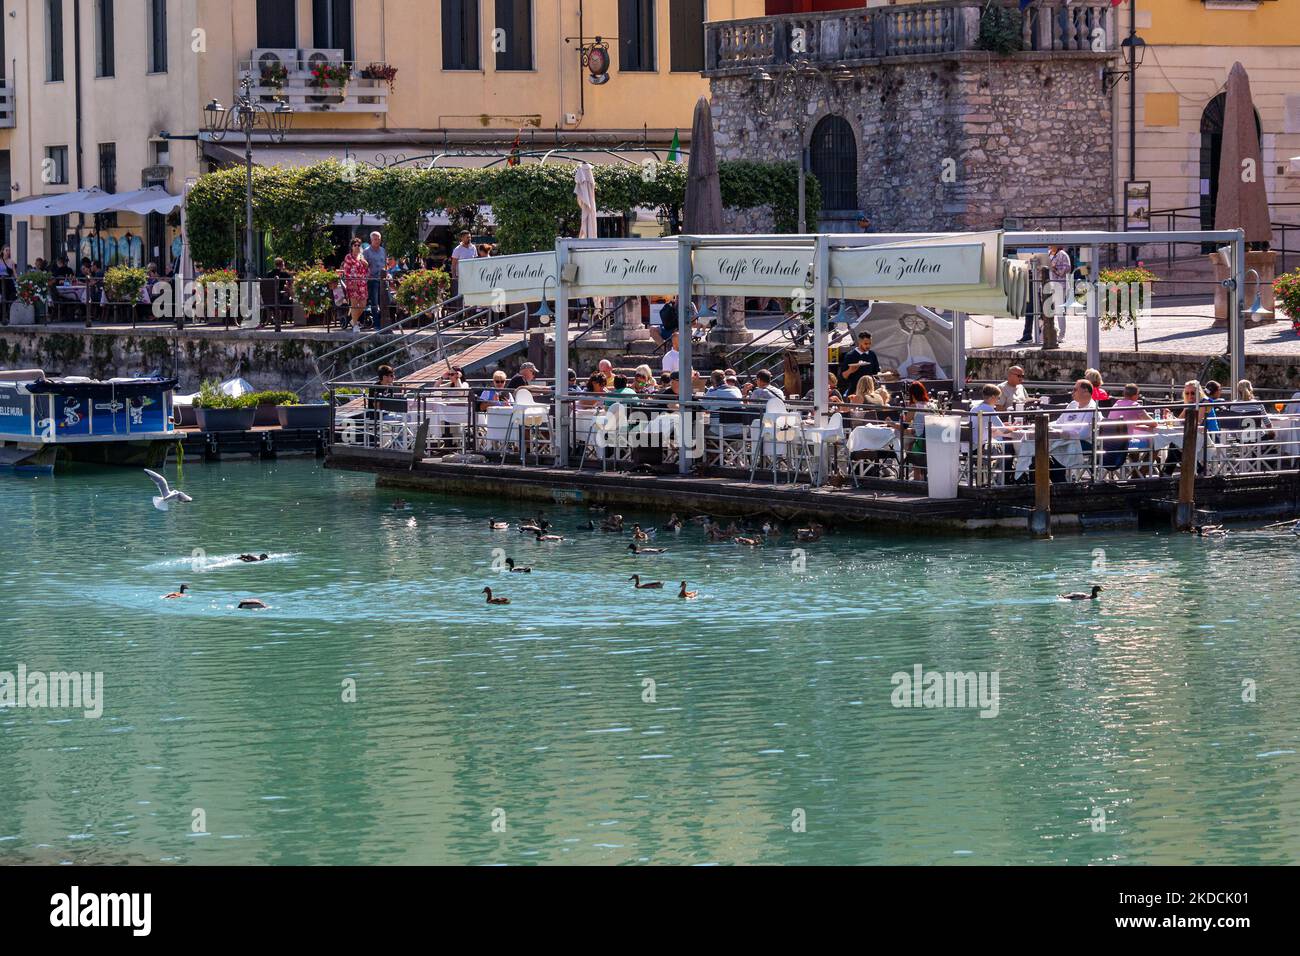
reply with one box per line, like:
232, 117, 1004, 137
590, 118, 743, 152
721, 204, 776, 235
0, 328, 392, 397
968, 349, 1300, 393
710, 52, 1112, 232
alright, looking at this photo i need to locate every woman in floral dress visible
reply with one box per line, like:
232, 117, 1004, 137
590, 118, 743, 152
342, 237, 370, 332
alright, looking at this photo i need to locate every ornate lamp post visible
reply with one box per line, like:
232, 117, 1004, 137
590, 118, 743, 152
202, 75, 293, 284
751, 59, 851, 233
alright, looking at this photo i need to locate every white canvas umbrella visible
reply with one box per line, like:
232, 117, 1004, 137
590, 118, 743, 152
574, 164, 597, 239
105, 186, 183, 215
1, 187, 117, 216
857, 307, 953, 380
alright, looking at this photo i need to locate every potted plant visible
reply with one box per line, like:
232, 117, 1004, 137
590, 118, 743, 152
394, 268, 450, 318
248, 389, 300, 426
308, 62, 351, 107
194, 268, 245, 322
192, 379, 257, 432
11, 270, 52, 325
276, 394, 333, 429
1098, 265, 1160, 353
292, 266, 337, 325
104, 265, 147, 304
1275, 268, 1300, 334
259, 62, 289, 102
359, 62, 398, 93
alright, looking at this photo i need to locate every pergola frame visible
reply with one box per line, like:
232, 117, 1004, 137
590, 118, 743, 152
545, 229, 1247, 475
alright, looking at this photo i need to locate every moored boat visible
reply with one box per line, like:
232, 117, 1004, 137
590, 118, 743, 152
0, 370, 178, 473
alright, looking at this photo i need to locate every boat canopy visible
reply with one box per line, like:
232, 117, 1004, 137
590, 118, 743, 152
25, 377, 178, 399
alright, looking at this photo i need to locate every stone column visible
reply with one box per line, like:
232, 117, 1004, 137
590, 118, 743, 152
608, 295, 655, 348
709, 295, 751, 345
1212, 249, 1277, 327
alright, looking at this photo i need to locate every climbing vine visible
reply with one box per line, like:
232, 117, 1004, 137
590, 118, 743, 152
185, 159, 819, 267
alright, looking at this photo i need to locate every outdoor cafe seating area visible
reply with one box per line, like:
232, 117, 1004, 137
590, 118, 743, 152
334, 373, 1300, 494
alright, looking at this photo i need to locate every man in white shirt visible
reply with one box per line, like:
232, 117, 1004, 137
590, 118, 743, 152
450, 231, 477, 293
1053, 379, 1097, 443
661, 331, 680, 374
1046, 244, 1072, 340
995, 365, 1030, 411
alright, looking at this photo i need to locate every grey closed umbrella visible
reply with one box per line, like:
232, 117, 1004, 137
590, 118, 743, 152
684, 96, 722, 235
1214, 62, 1270, 244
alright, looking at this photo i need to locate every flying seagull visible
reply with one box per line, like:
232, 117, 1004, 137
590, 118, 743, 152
144, 468, 193, 511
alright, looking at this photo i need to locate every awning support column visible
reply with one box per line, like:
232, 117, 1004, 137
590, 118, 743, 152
554, 238, 570, 468
1086, 246, 1100, 374
677, 238, 694, 476
813, 233, 828, 426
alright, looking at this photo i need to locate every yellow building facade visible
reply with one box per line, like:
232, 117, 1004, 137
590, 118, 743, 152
1121, 0, 1300, 236
1, 0, 763, 268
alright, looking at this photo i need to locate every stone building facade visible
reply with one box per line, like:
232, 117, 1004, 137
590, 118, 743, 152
704, 0, 1120, 233
710, 52, 1113, 233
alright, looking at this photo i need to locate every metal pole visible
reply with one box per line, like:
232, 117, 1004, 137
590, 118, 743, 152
677, 238, 693, 476
812, 234, 828, 425
244, 117, 255, 284
1230, 231, 1246, 384
1087, 246, 1100, 372
952, 310, 965, 394
798, 145, 806, 235
554, 240, 570, 467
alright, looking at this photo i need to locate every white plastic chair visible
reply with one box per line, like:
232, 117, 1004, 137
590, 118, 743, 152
591, 402, 630, 472
749, 396, 800, 484
796, 411, 846, 485
500, 387, 550, 465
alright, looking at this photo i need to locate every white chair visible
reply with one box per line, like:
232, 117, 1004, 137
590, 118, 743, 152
500, 387, 550, 465
591, 402, 630, 472
794, 411, 846, 485
749, 396, 800, 484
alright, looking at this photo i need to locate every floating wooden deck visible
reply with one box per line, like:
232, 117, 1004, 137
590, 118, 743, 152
168, 425, 328, 463
326, 444, 1300, 534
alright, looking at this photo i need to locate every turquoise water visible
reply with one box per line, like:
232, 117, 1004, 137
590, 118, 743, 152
2, 458, 1299, 865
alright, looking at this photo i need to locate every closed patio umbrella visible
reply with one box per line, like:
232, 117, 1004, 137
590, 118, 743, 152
1214, 62, 1270, 244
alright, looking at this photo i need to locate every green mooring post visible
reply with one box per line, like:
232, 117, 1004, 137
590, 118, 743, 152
1174, 409, 1199, 531
1029, 415, 1052, 538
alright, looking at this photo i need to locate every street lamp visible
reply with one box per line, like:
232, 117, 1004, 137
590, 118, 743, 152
203, 75, 293, 289
1102, 35, 1146, 94
751, 57, 851, 233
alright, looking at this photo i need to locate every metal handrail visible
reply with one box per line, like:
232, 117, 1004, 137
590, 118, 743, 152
387, 305, 529, 378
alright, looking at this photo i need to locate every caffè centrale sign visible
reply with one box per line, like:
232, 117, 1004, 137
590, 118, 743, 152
460, 242, 983, 304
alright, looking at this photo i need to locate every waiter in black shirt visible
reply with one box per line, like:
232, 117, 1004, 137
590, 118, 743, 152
838, 330, 880, 396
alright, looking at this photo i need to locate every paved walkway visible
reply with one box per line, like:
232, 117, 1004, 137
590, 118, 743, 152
972, 301, 1300, 356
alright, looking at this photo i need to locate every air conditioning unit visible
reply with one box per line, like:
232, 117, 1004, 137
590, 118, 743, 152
299, 48, 344, 74
253, 48, 299, 75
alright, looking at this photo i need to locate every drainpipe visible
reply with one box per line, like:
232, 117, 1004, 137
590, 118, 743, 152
73, 0, 85, 246
1127, 1, 1137, 261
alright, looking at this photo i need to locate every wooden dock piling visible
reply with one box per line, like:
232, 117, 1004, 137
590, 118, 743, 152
1174, 410, 1200, 531
1029, 416, 1052, 537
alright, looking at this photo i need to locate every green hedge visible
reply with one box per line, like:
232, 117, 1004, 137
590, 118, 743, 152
186, 159, 821, 267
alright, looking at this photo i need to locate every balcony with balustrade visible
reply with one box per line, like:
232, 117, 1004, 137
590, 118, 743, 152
239, 51, 390, 115
704, 0, 1118, 75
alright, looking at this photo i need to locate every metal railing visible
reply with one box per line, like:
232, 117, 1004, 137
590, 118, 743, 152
239, 55, 389, 114
331, 377, 1300, 496
704, 0, 1116, 73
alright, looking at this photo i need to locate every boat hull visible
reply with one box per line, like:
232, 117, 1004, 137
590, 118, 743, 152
0, 442, 59, 475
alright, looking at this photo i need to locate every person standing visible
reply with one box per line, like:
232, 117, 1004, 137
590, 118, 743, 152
342, 237, 371, 333
362, 231, 388, 333
1046, 244, 1072, 341
662, 331, 681, 374
838, 330, 880, 397
450, 231, 477, 296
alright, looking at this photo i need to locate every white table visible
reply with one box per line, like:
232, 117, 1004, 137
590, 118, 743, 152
848, 424, 899, 453
1010, 429, 1085, 479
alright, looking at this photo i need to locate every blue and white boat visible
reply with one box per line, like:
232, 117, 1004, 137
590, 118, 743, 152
0, 370, 177, 473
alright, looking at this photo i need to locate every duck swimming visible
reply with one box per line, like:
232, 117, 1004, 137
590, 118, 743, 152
627, 543, 667, 555
505, 558, 532, 573
665, 514, 683, 532
482, 587, 511, 605
534, 530, 564, 543
238, 553, 269, 562
1195, 524, 1227, 537
237, 598, 269, 610
163, 584, 190, 599
795, 522, 825, 542
489, 519, 510, 530
678, 581, 698, 600
631, 525, 652, 542
601, 514, 625, 532
1060, 585, 1103, 601
628, 574, 664, 590
734, 535, 761, 547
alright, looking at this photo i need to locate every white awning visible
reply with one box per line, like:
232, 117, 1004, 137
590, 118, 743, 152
105, 186, 182, 215
1, 188, 118, 216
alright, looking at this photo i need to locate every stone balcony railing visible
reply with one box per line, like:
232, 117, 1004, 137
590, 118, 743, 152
704, 0, 1118, 74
